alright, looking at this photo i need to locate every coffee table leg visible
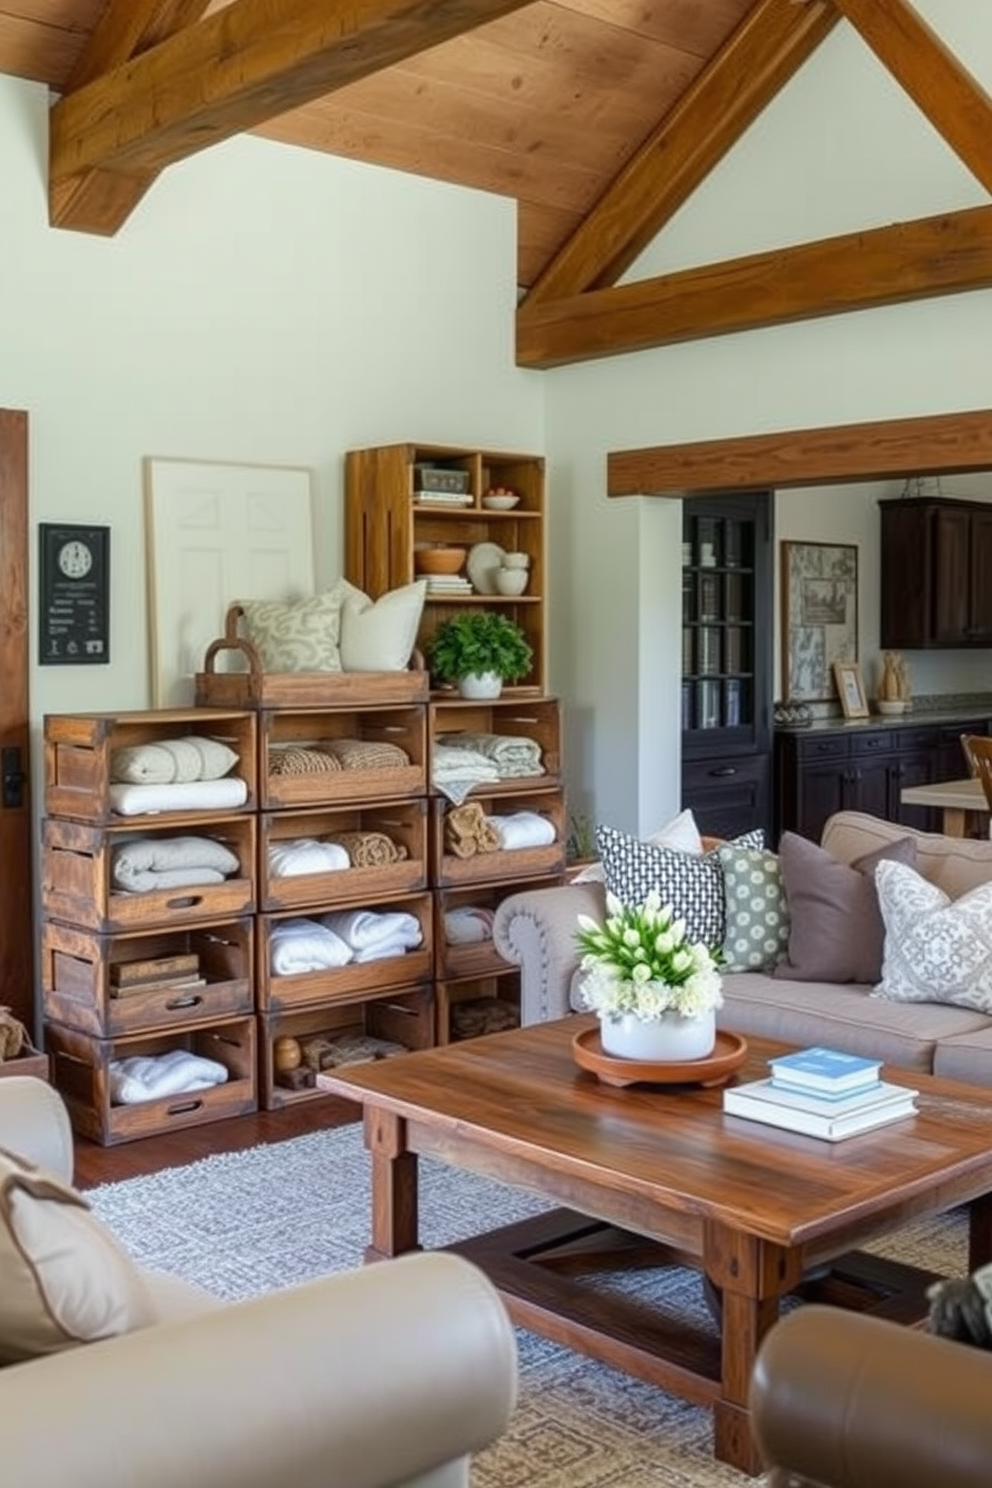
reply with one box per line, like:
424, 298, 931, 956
363, 1104, 419, 1263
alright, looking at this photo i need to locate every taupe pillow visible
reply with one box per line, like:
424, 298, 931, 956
0, 1144, 154, 1364
773, 831, 917, 985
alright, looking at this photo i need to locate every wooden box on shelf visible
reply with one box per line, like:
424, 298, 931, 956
44, 709, 257, 825
432, 877, 561, 983
40, 918, 254, 1039
255, 892, 434, 1014
435, 973, 521, 1047
45, 1015, 257, 1146
0, 1042, 50, 1082
259, 986, 434, 1110
258, 705, 427, 810
41, 814, 256, 933
258, 800, 428, 914
428, 696, 562, 786
429, 788, 566, 889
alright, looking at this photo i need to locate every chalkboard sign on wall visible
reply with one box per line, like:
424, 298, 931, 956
39, 523, 111, 665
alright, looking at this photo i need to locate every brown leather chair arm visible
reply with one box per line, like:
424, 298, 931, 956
750, 1305, 992, 1488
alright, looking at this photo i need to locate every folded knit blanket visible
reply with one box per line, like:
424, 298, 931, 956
269, 917, 353, 974
111, 736, 238, 785
267, 839, 350, 877
324, 739, 411, 770
444, 906, 495, 944
487, 811, 556, 850
108, 1049, 228, 1105
269, 747, 343, 776
112, 835, 240, 892
325, 830, 408, 867
444, 732, 544, 778
431, 743, 501, 806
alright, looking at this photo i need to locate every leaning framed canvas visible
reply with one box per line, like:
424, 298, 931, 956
833, 661, 869, 719
780, 541, 859, 702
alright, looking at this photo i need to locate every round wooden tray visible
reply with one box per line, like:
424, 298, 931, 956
572, 1027, 748, 1089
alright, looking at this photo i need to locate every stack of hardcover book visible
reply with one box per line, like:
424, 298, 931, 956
723, 1045, 918, 1141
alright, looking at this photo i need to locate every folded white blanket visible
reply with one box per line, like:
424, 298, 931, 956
445, 733, 544, 777
487, 811, 556, 850
112, 835, 240, 892
269, 917, 353, 974
111, 736, 239, 784
353, 938, 414, 963
321, 909, 422, 952
108, 1049, 229, 1105
444, 906, 495, 945
267, 839, 351, 877
431, 743, 502, 806
109, 778, 249, 816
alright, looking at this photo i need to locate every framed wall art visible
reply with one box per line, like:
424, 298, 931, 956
780, 541, 859, 702
833, 660, 869, 720
38, 522, 111, 665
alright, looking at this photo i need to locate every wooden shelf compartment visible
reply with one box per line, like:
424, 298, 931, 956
41, 814, 256, 933
255, 891, 434, 1014
258, 800, 428, 914
41, 918, 254, 1039
259, 986, 433, 1110
429, 788, 566, 889
46, 1016, 257, 1146
433, 876, 562, 983
435, 973, 521, 1047
259, 704, 427, 810
428, 696, 562, 790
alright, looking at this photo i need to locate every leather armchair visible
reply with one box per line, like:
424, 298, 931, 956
0, 1077, 518, 1488
750, 1304, 992, 1488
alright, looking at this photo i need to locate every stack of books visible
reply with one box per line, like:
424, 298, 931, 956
414, 490, 474, 507
723, 1045, 918, 1141
424, 575, 474, 597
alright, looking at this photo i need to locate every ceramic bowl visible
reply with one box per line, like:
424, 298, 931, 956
482, 492, 520, 511
502, 551, 530, 570
495, 567, 528, 596
414, 546, 467, 575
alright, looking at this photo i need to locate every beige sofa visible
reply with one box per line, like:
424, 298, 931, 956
0, 1076, 518, 1488
493, 811, 992, 1085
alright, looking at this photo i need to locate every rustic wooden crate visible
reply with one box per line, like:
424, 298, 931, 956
41, 918, 254, 1039
0, 1041, 50, 1082
256, 893, 433, 1014
428, 695, 562, 788
41, 815, 256, 932
194, 604, 430, 710
259, 705, 427, 809
429, 789, 566, 889
258, 986, 433, 1110
259, 800, 428, 913
44, 709, 257, 824
435, 974, 521, 1047
46, 1016, 257, 1146
432, 876, 562, 982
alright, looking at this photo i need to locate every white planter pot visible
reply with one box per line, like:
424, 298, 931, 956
458, 671, 503, 700
599, 1008, 716, 1062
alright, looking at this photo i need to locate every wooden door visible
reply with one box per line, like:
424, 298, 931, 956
0, 410, 34, 1036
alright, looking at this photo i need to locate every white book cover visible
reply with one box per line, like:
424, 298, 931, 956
723, 1088, 917, 1142
727, 1077, 916, 1117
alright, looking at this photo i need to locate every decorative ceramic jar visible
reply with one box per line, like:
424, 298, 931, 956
495, 567, 528, 596
599, 1007, 716, 1063
458, 671, 503, 700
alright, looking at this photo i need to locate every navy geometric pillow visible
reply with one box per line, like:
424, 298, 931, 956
596, 823, 764, 950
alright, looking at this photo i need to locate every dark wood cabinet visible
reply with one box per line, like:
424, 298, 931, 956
774, 717, 992, 844
880, 497, 992, 648
681, 492, 772, 839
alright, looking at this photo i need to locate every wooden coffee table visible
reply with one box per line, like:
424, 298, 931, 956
318, 1016, 992, 1475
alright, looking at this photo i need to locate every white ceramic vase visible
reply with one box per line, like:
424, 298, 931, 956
458, 671, 503, 700
599, 1007, 716, 1063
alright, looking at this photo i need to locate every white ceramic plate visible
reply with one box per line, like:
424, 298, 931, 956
467, 541, 505, 595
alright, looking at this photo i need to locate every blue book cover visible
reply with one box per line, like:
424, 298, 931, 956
768, 1047, 881, 1088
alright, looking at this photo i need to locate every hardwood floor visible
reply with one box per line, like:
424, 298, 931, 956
73, 1093, 358, 1188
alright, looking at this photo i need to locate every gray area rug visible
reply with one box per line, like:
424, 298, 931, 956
89, 1123, 967, 1487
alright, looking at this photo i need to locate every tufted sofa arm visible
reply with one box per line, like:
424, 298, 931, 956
750, 1305, 992, 1488
493, 879, 606, 1024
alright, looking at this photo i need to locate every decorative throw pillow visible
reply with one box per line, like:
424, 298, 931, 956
774, 832, 918, 984
571, 808, 704, 885
239, 590, 346, 673
873, 859, 992, 1011
597, 823, 763, 948
718, 844, 789, 972
0, 1145, 154, 1364
337, 579, 427, 672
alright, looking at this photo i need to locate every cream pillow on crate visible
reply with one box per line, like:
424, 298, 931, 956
338, 578, 427, 671
0, 1145, 155, 1364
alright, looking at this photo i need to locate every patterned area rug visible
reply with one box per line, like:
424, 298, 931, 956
89, 1123, 968, 1487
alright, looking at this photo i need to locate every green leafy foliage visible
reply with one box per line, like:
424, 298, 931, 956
427, 611, 533, 684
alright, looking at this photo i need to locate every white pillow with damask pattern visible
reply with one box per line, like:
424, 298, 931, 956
873, 858, 992, 1011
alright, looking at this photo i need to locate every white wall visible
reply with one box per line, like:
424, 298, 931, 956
544, 0, 992, 836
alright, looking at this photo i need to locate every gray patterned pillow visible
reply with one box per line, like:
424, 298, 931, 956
717, 843, 789, 972
873, 859, 992, 1010
597, 823, 763, 949
239, 590, 346, 673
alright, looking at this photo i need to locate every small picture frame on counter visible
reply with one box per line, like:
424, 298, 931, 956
833, 660, 869, 720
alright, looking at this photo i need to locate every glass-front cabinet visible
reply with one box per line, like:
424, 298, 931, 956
681, 493, 772, 840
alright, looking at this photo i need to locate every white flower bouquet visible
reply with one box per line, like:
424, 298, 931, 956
575, 889, 723, 1021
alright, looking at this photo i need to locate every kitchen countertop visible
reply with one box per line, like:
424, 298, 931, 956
775, 696, 992, 736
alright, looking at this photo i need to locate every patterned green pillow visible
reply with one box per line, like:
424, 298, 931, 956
239, 590, 346, 673
718, 843, 789, 972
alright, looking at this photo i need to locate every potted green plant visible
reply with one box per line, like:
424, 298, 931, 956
427, 611, 533, 698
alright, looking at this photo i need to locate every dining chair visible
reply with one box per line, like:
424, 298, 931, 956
961, 733, 980, 778
960, 735, 992, 818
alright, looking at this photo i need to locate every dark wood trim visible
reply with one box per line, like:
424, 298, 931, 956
608, 407, 992, 499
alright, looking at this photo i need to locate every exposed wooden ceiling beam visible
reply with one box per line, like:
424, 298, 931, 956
523, 0, 838, 307
52, 0, 213, 233
516, 203, 992, 368
50, 0, 534, 233
832, 0, 992, 196
607, 407, 992, 498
